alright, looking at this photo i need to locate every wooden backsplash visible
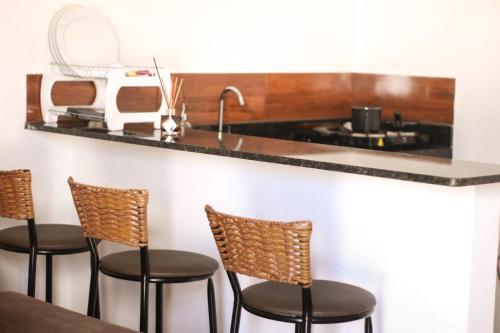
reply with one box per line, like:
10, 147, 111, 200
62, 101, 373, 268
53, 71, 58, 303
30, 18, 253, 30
26, 72, 455, 125
351, 74, 455, 124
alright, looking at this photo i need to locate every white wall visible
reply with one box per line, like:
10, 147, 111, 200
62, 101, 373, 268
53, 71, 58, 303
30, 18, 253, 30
352, 0, 500, 163
2, 0, 500, 163
0, 0, 500, 332
0, 0, 357, 213
0, 0, 357, 326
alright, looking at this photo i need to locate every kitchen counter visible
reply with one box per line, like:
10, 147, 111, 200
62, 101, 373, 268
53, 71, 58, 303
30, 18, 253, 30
25, 121, 500, 187
23, 120, 500, 333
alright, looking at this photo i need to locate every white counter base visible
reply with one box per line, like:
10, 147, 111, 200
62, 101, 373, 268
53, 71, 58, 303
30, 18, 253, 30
1, 134, 499, 333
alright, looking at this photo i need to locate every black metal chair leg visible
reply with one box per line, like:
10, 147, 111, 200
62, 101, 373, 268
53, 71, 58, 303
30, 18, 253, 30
95, 282, 100, 319
207, 278, 217, 333
227, 272, 242, 333
87, 238, 100, 318
139, 247, 150, 333
156, 283, 163, 333
365, 316, 373, 333
87, 273, 98, 317
45, 255, 52, 303
139, 278, 149, 332
87, 263, 97, 317
300, 321, 311, 333
301, 288, 312, 333
229, 297, 242, 333
27, 248, 36, 297
26, 218, 38, 298
295, 323, 302, 333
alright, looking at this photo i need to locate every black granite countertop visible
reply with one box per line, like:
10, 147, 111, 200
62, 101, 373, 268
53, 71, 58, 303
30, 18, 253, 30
25, 122, 500, 187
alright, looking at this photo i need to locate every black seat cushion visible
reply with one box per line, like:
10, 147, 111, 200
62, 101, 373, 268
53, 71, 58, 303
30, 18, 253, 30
0, 291, 139, 333
242, 279, 376, 324
100, 249, 219, 283
0, 224, 88, 254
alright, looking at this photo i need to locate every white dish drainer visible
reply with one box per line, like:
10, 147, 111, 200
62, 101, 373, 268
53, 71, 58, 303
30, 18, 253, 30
41, 63, 171, 131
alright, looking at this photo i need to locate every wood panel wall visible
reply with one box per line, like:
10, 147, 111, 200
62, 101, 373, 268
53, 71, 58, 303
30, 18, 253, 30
351, 74, 454, 124
26, 72, 455, 125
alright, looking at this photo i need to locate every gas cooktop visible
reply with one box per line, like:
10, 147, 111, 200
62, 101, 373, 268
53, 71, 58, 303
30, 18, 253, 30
292, 120, 431, 151
195, 118, 453, 158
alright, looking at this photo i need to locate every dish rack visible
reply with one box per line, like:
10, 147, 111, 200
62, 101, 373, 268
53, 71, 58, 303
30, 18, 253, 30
41, 63, 170, 131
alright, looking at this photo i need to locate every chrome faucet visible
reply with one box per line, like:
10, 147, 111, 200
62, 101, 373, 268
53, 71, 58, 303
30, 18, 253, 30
218, 136, 244, 152
218, 86, 245, 140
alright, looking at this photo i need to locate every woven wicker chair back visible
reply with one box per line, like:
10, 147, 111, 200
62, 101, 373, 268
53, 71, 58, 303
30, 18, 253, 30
205, 205, 312, 287
68, 177, 149, 247
0, 170, 34, 220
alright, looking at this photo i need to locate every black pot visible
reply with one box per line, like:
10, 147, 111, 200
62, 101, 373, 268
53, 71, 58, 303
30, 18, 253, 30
351, 106, 382, 133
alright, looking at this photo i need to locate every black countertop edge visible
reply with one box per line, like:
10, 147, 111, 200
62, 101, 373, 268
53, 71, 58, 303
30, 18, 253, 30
25, 123, 500, 187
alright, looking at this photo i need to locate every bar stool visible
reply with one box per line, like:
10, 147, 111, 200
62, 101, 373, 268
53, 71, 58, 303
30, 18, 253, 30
68, 177, 219, 333
0, 169, 89, 302
205, 205, 376, 333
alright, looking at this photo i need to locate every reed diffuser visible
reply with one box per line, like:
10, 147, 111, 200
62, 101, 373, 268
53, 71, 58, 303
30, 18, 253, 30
168, 76, 183, 113
153, 57, 183, 135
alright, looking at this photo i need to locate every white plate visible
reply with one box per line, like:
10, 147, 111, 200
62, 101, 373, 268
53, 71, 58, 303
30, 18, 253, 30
53, 5, 119, 73
49, 5, 80, 72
